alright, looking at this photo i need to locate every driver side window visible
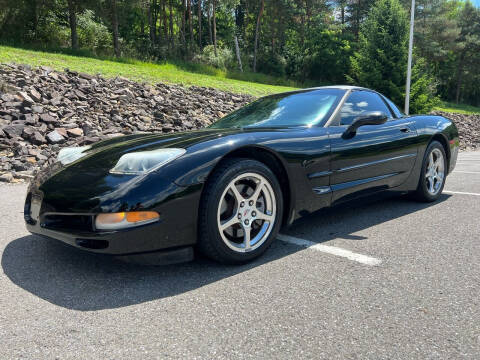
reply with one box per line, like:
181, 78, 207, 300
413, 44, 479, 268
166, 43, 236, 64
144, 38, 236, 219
339, 91, 392, 126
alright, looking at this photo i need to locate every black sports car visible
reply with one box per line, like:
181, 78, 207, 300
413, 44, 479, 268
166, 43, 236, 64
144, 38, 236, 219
24, 86, 459, 264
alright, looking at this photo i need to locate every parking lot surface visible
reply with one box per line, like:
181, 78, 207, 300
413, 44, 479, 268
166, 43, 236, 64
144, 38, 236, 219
0, 151, 479, 359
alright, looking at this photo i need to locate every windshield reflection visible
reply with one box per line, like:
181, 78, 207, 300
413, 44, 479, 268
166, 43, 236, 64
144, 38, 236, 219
210, 89, 345, 129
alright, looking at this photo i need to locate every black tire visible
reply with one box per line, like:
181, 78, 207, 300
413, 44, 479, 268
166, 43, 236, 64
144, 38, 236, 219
413, 141, 447, 202
198, 158, 284, 264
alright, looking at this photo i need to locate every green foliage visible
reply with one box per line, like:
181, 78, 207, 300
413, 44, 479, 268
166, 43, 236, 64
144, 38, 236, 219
297, 27, 352, 84
348, 0, 409, 105
77, 10, 113, 55
257, 51, 287, 77
409, 59, 440, 113
193, 45, 235, 71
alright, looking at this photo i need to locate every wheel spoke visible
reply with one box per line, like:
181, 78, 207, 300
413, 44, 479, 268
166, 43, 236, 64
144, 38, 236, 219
427, 176, 435, 193
220, 216, 240, 231
229, 184, 244, 204
249, 179, 265, 203
428, 152, 434, 168
435, 172, 444, 183
243, 226, 251, 250
256, 210, 274, 222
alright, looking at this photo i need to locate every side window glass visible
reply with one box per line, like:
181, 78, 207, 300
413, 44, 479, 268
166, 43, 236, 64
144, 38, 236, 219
339, 91, 392, 126
383, 96, 404, 118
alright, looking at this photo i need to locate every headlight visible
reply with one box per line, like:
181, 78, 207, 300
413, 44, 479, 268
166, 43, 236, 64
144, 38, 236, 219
95, 211, 160, 230
110, 148, 186, 175
57, 146, 91, 165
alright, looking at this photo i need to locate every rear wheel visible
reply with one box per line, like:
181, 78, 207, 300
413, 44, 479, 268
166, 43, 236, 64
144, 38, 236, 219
413, 141, 447, 202
198, 158, 283, 264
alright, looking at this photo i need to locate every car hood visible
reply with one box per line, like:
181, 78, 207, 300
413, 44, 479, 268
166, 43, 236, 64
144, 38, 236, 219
28, 128, 250, 212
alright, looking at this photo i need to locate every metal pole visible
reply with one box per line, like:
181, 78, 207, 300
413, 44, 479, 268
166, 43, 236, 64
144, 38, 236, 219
405, 0, 415, 115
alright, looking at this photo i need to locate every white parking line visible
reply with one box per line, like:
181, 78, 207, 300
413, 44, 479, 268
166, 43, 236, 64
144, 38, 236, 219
444, 190, 480, 196
277, 234, 382, 266
453, 171, 480, 174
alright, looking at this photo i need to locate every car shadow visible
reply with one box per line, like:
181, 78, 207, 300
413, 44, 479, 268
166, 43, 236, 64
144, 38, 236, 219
284, 192, 451, 242
1, 193, 450, 311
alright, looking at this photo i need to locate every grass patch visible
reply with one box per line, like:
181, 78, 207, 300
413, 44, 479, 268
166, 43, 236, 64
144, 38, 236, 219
434, 101, 480, 115
0, 45, 299, 97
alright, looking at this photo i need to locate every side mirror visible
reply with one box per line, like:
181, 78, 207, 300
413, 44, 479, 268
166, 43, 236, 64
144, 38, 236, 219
343, 111, 388, 138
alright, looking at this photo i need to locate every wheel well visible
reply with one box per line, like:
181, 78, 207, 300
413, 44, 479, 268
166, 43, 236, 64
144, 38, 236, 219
431, 134, 450, 172
207, 146, 292, 226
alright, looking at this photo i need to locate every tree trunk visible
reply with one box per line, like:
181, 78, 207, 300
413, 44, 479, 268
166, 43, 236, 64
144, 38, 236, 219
208, 0, 213, 45
169, 0, 174, 49
162, 0, 168, 42
244, 0, 249, 41
111, 0, 120, 58
181, 0, 186, 53
198, 0, 202, 49
148, 2, 154, 42
253, 0, 265, 72
188, 0, 194, 50
234, 36, 243, 72
356, 0, 361, 39
32, 0, 38, 39
213, 0, 217, 56
67, 0, 79, 50
455, 51, 466, 104
156, 0, 161, 44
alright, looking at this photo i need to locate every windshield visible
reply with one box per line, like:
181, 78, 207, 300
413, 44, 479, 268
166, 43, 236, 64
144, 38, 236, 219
209, 88, 345, 129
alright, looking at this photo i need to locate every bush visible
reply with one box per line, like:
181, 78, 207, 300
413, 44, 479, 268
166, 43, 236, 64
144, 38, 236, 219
193, 45, 235, 71
256, 52, 287, 78
409, 58, 440, 114
77, 10, 113, 56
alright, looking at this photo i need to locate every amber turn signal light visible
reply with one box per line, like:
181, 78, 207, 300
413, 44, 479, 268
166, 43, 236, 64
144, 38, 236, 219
95, 211, 160, 230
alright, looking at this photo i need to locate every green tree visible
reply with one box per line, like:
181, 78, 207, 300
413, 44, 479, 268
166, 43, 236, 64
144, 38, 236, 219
348, 0, 409, 105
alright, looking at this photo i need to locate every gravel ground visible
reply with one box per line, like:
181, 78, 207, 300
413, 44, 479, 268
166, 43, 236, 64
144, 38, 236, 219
0, 151, 479, 359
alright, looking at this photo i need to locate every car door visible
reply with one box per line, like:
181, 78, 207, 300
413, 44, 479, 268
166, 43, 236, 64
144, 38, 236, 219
327, 90, 418, 204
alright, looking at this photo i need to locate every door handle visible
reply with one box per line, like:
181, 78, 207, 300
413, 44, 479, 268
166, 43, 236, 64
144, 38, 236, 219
400, 127, 411, 133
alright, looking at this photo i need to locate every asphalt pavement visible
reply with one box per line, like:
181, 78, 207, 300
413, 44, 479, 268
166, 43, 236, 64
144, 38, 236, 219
0, 151, 479, 359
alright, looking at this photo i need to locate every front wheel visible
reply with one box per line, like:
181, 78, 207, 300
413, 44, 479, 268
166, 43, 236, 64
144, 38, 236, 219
413, 141, 447, 202
198, 158, 283, 264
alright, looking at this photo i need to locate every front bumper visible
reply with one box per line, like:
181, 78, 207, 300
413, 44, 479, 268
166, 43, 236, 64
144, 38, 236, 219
24, 184, 202, 256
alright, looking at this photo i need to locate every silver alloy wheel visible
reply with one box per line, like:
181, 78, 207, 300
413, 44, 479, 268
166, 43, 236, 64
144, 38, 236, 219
217, 172, 276, 253
425, 148, 445, 195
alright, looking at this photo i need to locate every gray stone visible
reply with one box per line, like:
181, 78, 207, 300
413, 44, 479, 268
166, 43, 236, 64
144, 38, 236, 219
46, 130, 65, 144
39, 113, 57, 124
2, 124, 25, 138
31, 132, 47, 145
0, 173, 13, 182
32, 105, 44, 114
17, 91, 35, 105
29, 88, 42, 102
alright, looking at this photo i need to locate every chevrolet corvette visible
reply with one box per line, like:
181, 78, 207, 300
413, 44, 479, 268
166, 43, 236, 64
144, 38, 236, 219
24, 86, 459, 264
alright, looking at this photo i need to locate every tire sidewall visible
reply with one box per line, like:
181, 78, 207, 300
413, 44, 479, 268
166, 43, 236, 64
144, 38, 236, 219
201, 159, 284, 263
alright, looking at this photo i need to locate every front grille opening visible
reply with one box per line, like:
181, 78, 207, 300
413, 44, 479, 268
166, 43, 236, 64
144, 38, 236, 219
76, 238, 109, 250
43, 214, 94, 231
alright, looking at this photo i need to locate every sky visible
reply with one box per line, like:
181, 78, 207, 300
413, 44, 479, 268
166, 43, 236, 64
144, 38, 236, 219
473, 0, 480, 7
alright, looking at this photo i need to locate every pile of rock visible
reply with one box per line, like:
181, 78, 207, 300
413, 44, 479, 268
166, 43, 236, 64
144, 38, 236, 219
0, 63, 253, 182
430, 111, 480, 151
